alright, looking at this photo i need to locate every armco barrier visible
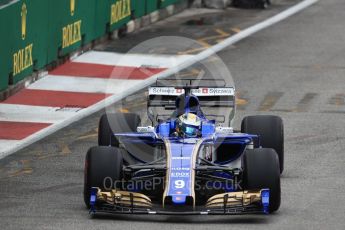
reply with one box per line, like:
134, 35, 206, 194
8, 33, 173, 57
0, 0, 186, 94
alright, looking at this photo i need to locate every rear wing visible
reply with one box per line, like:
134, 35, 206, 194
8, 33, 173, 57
147, 86, 236, 126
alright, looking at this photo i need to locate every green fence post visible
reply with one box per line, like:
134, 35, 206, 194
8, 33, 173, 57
94, 0, 110, 39
159, 0, 181, 9
132, 0, 146, 19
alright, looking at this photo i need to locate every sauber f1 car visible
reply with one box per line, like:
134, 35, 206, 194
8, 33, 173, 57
84, 79, 284, 216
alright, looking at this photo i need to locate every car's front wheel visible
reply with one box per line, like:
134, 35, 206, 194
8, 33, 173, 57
242, 148, 281, 213
83, 146, 123, 208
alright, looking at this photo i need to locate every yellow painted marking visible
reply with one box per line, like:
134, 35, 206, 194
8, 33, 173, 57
37, 155, 53, 160
118, 108, 130, 113
272, 93, 317, 113
21, 159, 30, 164
7, 159, 33, 177
215, 28, 229, 36
9, 168, 33, 177
231, 27, 241, 33
258, 92, 284, 111
197, 28, 231, 47
60, 144, 72, 156
329, 94, 345, 106
312, 64, 323, 70
77, 127, 99, 140
77, 133, 98, 141
177, 47, 206, 55
236, 98, 248, 106
236, 91, 249, 110
179, 28, 236, 55
196, 39, 212, 48
121, 102, 147, 111
34, 146, 46, 159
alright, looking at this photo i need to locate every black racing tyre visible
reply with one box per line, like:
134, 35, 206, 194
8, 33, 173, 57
243, 148, 281, 213
233, 0, 270, 9
83, 146, 123, 208
261, 0, 269, 9
98, 113, 141, 147
241, 115, 284, 173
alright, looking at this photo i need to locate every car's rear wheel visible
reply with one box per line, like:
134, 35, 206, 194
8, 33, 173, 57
83, 146, 123, 208
242, 148, 281, 213
98, 113, 141, 147
241, 115, 284, 173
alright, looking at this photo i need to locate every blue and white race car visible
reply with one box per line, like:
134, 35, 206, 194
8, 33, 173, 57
84, 79, 284, 216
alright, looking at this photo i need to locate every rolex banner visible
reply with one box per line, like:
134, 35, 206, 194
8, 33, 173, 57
0, 0, 184, 91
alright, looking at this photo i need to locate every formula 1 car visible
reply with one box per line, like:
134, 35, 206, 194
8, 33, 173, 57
84, 78, 284, 216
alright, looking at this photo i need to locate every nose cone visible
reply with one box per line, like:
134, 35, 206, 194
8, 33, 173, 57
172, 196, 187, 204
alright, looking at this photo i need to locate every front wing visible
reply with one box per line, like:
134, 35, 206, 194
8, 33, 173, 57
89, 187, 270, 216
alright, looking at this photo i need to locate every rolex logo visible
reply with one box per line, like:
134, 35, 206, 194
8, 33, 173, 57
70, 0, 75, 16
21, 3, 27, 40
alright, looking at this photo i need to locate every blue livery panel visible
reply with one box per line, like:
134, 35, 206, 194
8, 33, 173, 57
164, 139, 203, 205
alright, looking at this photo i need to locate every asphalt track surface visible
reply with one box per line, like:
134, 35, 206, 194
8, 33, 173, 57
1, 0, 345, 229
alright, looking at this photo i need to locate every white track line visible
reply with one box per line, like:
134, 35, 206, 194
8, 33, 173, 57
0, 140, 20, 155
0, 104, 76, 123
74, 51, 194, 68
0, 0, 319, 159
28, 75, 143, 94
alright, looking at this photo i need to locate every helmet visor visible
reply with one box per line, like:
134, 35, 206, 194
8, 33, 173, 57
182, 125, 198, 137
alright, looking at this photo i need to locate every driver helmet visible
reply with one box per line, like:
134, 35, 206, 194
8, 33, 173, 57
176, 113, 202, 137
